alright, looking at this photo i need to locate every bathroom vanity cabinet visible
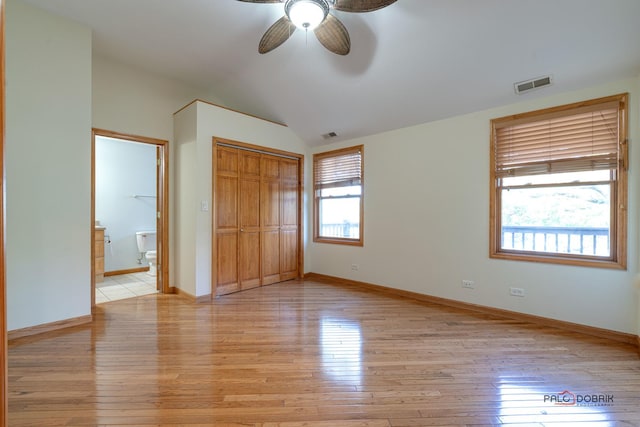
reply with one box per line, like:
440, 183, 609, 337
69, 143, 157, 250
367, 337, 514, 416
95, 227, 105, 283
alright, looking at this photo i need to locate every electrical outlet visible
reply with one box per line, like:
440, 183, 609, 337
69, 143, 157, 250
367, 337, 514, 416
351, 264, 359, 271
510, 287, 525, 297
462, 280, 475, 289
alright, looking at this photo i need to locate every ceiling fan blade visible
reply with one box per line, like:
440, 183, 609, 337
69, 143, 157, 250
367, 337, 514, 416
237, 0, 282, 3
314, 14, 350, 55
333, 0, 397, 12
259, 16, 297, 54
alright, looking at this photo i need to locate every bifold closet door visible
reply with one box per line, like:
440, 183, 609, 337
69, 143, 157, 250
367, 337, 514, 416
215, 145, 300, 296
261, 155, 299, 285
215, 146, 240, 295
239, 151, 261, 290
261, 155, 281, 286
279, 158, 299, 282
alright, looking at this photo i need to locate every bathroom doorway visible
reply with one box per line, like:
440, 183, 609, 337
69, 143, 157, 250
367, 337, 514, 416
91, 129, 169, 308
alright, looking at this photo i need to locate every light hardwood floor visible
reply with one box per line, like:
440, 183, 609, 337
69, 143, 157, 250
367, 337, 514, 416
8, 280, 640, 426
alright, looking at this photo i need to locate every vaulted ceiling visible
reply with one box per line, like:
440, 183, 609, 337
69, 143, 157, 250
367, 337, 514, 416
22, 0, 640, 145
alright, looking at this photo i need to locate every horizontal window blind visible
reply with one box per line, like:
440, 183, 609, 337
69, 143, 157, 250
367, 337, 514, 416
494, 100, 620, 177
314, 146, 362, 189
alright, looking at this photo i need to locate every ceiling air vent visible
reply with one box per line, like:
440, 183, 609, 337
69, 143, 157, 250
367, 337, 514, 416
514, 75, 553, 94
322, 131, 338, 140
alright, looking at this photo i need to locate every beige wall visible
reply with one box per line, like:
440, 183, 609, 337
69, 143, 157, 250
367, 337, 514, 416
92, 55, 224, 290
173, 101, 309, 297
92, 54, 221, 142
309, 76, 640, 335
7, 0, 639, 337
5, 0, 92, 330
173, 103, 198, 296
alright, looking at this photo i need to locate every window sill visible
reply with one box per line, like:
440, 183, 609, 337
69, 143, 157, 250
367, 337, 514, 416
490, 250, 625, 270
314, 237, 363, 247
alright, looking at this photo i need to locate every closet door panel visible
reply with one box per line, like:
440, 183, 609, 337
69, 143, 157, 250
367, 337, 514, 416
242, 152, 261, 179
216, 232, 239, 295
280, 228, 298, 281
215, 147, 239, 296
261, 155, 281, 285
239, 230, 260, 290
239, 153, 261, 290
280, 159, 299, 281
217, 147, 239, 174
239, 180, 260, 290
240, 179, 260, 228
261, 180, 280, 228
281, 173, 298, 229
216, 176, 238, 229
262, 230, 280, 285
262, 156, 280, 180
261, 176, 280, 285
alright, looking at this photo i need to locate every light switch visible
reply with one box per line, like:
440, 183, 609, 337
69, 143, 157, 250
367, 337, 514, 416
201, 200, 209, 212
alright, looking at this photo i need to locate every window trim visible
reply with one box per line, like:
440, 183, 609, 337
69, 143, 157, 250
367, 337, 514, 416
313, 145, 364, 246
489, 93, 628, 269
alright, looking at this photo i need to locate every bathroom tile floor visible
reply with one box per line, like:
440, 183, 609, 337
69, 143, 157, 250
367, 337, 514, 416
96, 272, 158, 304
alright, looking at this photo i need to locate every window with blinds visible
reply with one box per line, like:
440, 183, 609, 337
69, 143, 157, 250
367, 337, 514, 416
489, 94, 628, 269
313, 145, 364, 245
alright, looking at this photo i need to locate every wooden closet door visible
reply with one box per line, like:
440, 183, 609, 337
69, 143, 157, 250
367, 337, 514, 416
214, 142, 301, 296
215, 147, 240, 295
261, 155, 281, 286
239, 152, 261, 290
280, 159, 299, 281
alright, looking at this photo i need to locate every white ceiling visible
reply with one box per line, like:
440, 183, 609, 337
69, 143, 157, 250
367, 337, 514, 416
21, 0, 640, 146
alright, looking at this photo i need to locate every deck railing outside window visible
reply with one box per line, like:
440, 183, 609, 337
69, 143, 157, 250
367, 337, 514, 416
323, 224, 609, 256
320, 222, 360, 239
501, 226, 610, 256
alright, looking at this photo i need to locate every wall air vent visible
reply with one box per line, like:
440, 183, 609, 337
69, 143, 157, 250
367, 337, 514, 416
322, 131, 338, 140
514, 75, 553, 94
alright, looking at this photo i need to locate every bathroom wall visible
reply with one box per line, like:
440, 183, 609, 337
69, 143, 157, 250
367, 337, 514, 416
95, 136, 157, 272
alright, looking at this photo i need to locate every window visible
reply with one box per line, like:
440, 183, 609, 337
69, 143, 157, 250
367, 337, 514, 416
490, 94, 628, 268
314, 145, 364, 246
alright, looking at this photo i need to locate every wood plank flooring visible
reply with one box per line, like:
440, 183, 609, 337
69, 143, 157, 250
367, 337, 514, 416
8, 280, 640, 426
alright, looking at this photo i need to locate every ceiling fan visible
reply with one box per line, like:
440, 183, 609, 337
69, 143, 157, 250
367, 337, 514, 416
238, 0, 397, 55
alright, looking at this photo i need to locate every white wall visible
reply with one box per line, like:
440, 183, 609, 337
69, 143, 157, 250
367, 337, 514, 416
309, 77, 640, 335
7, 1, 638, 338
95, 136, 157, 272
5, 0, 92, 330
173, 101, 309, 297
6, 1, 213, 329
92, 55, 222, 142
173, 104, 198, 296
92, 55, 224, 289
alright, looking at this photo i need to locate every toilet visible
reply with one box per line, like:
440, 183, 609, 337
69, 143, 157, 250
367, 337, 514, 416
135, 231, 157, 276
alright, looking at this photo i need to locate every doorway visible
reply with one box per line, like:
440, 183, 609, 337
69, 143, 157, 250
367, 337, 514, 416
91, 129, 169, 308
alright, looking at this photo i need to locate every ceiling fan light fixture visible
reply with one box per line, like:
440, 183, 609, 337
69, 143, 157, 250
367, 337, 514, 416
285, 0, 329, 30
